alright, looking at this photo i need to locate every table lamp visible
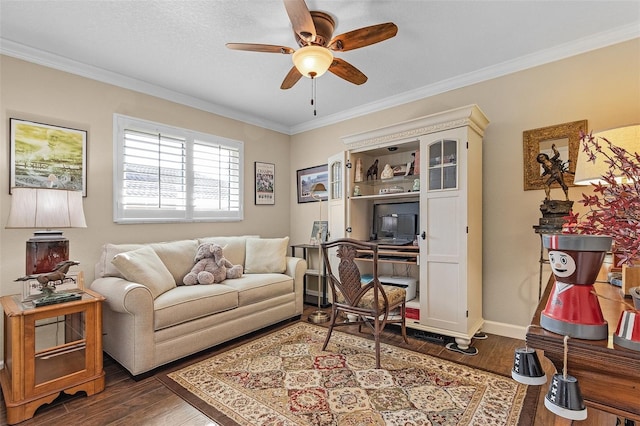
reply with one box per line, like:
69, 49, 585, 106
308, 182, 330, 324
573, 124, 640, 185
6, 188, 87, 275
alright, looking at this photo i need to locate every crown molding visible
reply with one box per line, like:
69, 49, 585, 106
2, 23, 638, 136
290, 24, 640, 135
0, 39, 291, 135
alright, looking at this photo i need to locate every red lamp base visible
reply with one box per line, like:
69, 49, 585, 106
26, 231, 69, 274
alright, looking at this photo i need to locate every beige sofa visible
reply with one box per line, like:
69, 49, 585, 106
90, 235, 306, 377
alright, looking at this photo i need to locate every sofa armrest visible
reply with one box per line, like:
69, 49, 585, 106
90, 277, 154, 314
285, 256, 307, 314
89, 277, 156, 376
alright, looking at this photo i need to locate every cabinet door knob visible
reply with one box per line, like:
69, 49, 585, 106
421, 231, 426, 240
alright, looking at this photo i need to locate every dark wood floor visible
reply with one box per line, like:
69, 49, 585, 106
0, 306, 621, 425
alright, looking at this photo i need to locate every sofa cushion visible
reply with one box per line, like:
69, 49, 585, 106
244, 236, 289, 273
111, 246, 176, 298
99, 239, 198, 284
223, 273, 293, 307
154, 285, 239, 330
197, 235, 258, 266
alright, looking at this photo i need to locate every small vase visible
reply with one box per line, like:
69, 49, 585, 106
613, 309, 640, 352
541, 234, 612, 340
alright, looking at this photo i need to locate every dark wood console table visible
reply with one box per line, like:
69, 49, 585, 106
527, 276, 640, 421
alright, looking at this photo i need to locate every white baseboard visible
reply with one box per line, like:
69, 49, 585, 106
481, 320, 527, 341
308, 295, 529, 341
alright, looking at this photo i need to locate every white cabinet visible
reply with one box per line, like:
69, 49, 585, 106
337, 105, 489, 347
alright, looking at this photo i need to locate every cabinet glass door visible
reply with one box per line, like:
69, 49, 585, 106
428, 139, 457, 190
34, 311, 86, 386
330, 160, 342, 200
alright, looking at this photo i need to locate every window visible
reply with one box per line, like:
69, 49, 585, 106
113, 114, 243, 223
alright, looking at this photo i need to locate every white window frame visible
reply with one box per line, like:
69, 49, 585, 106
113, 114, 244, 223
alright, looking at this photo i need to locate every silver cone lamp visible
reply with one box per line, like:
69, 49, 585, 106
544, 335, 587, 421
308, 182, 330, 324
511, 326, 547, 386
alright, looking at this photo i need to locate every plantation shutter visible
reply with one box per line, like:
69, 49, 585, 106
192, 140, 241, 218
121, 130, 187, 214
114, 114, 243, 223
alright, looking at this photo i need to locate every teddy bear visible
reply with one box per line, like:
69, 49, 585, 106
182, 242, 243, 285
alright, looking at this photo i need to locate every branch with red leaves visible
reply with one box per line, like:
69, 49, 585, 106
564, 131, 640, 266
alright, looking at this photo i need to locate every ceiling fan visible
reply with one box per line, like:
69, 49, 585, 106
226, 0, 398, 90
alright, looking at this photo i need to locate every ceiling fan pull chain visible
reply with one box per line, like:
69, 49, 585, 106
310, 72, 317, 116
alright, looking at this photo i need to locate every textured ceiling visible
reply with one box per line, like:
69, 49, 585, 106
1, 1, 639, 134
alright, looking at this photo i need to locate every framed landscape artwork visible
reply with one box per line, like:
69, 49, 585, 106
255, 161, 275, 205
10, 118, 87, 196
296, 164, 328, 203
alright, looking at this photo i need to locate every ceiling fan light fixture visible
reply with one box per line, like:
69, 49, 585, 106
292, 45, 333, 78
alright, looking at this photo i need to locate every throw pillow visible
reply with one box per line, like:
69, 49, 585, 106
197, 235, 259, 266
244, 237, 289, 274
149, 239, 198, 285
111, 246, 176, 298
100, 243, 144, 278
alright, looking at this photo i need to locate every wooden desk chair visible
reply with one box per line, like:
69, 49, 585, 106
320, 238, 409, 368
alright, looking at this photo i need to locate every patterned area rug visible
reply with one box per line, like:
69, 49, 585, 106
160, 322, 527, 425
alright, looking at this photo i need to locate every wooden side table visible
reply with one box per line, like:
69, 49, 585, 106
527, 276, 640, 421
291, 244, 329, 307
0, 289, 105, 424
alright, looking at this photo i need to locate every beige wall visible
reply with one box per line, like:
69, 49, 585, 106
0, 38, 638, 358
289, 39, 640, 337
1, 56, 292, 300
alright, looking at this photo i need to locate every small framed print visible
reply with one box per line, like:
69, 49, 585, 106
309, 220, 328, 245
10, 118, 88, 196
255, 162, 275, 205
22, 270, 85, 301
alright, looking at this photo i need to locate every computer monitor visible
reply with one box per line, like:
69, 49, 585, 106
371, 202, 419, 245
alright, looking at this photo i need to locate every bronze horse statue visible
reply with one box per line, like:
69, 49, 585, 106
15, 260, 80, 296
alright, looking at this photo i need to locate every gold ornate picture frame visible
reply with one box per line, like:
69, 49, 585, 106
523, 120, 587, 191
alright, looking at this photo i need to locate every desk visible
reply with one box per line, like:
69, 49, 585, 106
355, 244, 419, 265
527, 277, 640, 420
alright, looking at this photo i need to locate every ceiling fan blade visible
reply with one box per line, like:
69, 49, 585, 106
328, 22, 398, 52
226, 43, 294, 54
283, 0, 316, 43
328, 58, 367, 85
280, 66, 303, 90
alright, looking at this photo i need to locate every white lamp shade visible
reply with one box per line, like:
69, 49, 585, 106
6, 188, 87, 229
310, 182, 328, 199
574, 124, 640, 185
292, 46, 334, 78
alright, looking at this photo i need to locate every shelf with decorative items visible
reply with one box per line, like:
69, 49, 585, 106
352, 174, 420, 199
349, 141, 420, 200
